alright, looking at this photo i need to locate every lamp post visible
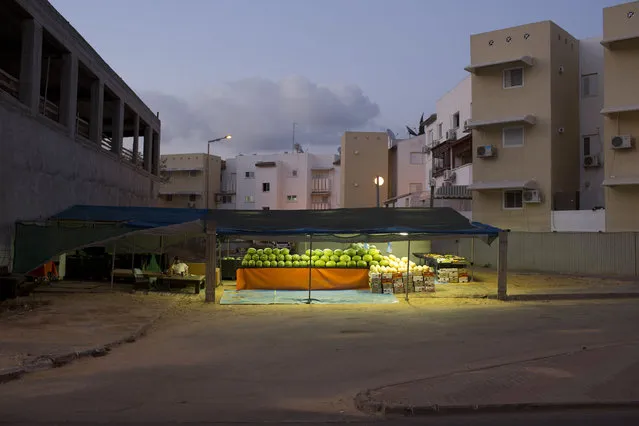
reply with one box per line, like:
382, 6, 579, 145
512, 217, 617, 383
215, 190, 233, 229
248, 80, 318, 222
205, 135, 232, 211
374, 176, 385, 208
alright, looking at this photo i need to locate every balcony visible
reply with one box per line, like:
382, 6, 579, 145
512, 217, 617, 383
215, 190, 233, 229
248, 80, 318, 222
312, 178, 331, 193
311, 202, 331, 210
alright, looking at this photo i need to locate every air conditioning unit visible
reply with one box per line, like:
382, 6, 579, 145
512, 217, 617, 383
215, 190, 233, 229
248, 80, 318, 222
611, 135, 634, 150
187, 201, 196, 208
523, 190, 541, 204
583, 154, 601, 168
422, 145, 431, 154
476, 145, 496, 158
443, 170, 456, 181
463, 120, 470, 131
447, 129, 457, 140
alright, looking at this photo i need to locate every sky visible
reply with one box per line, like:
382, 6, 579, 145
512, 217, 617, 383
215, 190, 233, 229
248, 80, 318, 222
50, 0, 622, 158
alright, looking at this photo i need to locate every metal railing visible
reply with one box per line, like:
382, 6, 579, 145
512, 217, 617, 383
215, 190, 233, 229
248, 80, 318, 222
311, 202, 331, 210
311, 178, 331, 193
0, 68, 19, 99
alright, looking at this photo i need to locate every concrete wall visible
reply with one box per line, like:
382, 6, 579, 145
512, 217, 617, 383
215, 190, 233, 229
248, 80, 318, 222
602, 1, 639, 232
340, 132, 389, 208
579, 37, 605, 210
549, 22, 581, 209
551, 210, 605, 232
435, 76, 472, 143
0, 95, 159, 270
395, 136, 426, 196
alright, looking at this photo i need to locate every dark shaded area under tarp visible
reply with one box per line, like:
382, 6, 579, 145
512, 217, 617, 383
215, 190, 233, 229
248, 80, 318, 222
13, 205, 502, 273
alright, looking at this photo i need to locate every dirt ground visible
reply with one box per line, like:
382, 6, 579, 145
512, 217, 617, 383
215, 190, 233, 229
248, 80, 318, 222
0, 291, 184, 371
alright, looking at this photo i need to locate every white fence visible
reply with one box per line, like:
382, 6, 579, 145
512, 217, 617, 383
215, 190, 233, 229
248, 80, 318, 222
551, 210, 605, 232
432, 231, 639, 277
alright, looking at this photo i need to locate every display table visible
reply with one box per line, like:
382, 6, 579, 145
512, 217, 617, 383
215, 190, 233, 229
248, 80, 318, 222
236, 268, 369, 291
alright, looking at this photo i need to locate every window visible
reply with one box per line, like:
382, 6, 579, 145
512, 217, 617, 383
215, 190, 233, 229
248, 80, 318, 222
244, 195, 254, 203
503, 190, 523, 209
409, 152, 423, 165
287, 195, 297, 202
583, 136, 591, 156
221, 195, 232, 204
581, 73, 598, 98
291, 169, 298, 177
452, 112, 460, 129
262, 206, 270, 211
502, 126, 524, 147
165, 194, 173, 202
189, 170, 197, 177
428, 129, 434, 144
437, 123, 443, 139
245, 171, 255, 179
503, 67, 524, 88
262, 182, 270, 192
189, 194, 196, 202
409, 183, 423, 193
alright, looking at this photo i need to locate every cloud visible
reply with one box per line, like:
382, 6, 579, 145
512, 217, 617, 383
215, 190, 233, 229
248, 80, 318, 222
142, 76, 381, 158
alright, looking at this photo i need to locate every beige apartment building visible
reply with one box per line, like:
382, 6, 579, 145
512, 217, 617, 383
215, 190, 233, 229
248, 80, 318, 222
466, 21, 580, 231
601, 1, 639, 231
340, 131, 389, 208
158, 154, 222, 209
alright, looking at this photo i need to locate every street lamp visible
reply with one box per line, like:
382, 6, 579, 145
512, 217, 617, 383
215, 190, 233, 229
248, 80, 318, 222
205, 135, 232, 211
374, 176, 385, 208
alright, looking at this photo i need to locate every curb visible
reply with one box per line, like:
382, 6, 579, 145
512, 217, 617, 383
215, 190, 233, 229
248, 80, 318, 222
354, 391, 639, 417
0, 308, 167, 385
506, 292, 639, 301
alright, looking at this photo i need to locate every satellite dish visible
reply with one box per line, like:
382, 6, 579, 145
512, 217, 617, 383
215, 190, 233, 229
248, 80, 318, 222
386, 129, 397, 141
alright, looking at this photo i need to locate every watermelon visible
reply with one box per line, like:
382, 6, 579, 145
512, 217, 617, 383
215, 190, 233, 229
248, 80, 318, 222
292, 260, 300, 267
326, 261, 336, 268
256, 260, 263, 267
247, 248, 257, 254
362, 254, 373, 262
292, 254, 300, 261
357, 260, 367, 267
277, 261, 285, 267
336, 261, 347, 268
347, 261, 357, 268
264, 248, 273, 255
315, 260, 326, 267
241, 260, 249, 267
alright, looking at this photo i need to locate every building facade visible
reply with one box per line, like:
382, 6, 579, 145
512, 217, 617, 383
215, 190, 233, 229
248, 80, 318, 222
0, 0, 161, 271
340, 131, 390, 208
158, 154, 222, 209
215, 151, 340, 211
601, 1, 639, 231
466, 21, 580, 232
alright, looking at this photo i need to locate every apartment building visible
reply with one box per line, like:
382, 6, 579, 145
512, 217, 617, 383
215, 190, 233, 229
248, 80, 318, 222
220, 151, 340, 211
0, 0, 161, 271
579, 37, 605, 211
340, 132, 390, 208
466, 21, 580, 232
387, 134, 428, 207
158, 154, 222, 209
600, 1, 639, 231
426, 76, 473, 212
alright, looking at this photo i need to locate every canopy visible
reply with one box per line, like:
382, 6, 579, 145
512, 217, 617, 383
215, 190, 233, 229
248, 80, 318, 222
13, 205, 501, 273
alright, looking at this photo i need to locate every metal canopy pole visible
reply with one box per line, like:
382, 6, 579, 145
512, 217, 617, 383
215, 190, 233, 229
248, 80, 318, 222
131, 235, 136, 271
110, 241, 117, 291
405, 239, 410, 302
307, 234, 313, 304
470, 237, 475, 282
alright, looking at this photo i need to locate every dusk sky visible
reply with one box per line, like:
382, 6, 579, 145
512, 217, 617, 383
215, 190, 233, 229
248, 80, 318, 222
50, 0, 621, 158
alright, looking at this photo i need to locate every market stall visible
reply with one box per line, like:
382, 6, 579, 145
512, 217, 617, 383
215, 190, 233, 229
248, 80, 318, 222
415, 253, 471, 283
14, 206, 507, 302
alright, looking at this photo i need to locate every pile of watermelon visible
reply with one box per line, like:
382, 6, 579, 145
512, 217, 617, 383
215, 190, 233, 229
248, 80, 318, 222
240, 243, 385, 269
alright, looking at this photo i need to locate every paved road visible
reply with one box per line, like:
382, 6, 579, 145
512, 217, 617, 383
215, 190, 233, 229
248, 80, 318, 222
0, 299, 638, 424
8, 410, 639, 425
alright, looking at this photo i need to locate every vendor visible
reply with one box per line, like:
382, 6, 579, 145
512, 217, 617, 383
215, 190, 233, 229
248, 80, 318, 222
169, 257, 189, 276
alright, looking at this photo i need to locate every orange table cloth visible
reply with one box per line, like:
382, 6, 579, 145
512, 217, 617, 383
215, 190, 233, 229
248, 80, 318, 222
236, 268, 369, 291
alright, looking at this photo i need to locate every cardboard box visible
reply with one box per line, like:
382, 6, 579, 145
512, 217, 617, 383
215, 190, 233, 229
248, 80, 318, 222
382, 283, 394, 294
393, 282, 405, 293
370, 282, 383, 293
